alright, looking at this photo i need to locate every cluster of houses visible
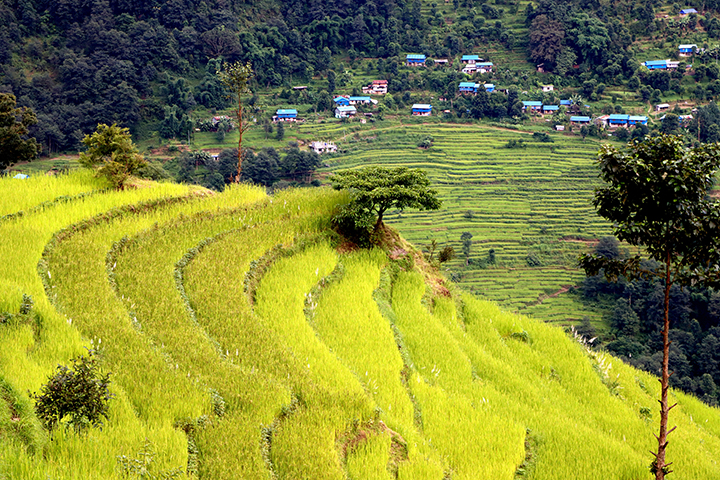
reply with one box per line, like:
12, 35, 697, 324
405, 54, 494, 74
519, 100, 649, 128
362, 80, 388, 95
641, 44, 699, 70
333, 95, 378, 118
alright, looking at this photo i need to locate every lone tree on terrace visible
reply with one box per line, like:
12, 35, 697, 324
218, 61, 253, 182
331, 166, 441, 236
79, 123, 146, 189
579, 134, 720, 479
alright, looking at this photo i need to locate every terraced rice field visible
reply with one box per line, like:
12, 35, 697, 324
310, 122, 609, 325
1, 172, 720, 479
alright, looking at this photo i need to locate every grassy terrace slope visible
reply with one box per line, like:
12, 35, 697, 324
1, 174, 719, 479
313, 120, 611, 324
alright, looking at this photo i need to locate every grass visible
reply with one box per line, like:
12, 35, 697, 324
1, 174, 719, 479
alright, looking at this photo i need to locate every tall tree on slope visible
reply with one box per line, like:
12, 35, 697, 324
218, 61, 253, 182
579, 135, 720, 480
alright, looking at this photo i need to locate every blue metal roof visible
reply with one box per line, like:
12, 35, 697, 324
276, 109, 298, 115
459, 82, 477, 87
608, 114, 630, 121
522, 101, 542, 106
462, 55, 480, 60
336, 105, 356, 112
477, 62, 493, 67
349, 96, 372, 101
406, 54, 426, 60
560, 100, 572, 106
412, 104, 432, 109
629, 116, 648, 121
333, 97, 348, 103
570, 116, 591, 122
680, 8, 697, 14
543, 105, 559, 110
645, 60, 668, 66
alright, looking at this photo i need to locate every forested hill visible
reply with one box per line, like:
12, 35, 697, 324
6, 0, 720, 154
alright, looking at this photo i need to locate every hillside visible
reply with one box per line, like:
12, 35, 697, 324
1, 172, 719, 479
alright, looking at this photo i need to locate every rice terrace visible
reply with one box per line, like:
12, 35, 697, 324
1, 169, 719, 479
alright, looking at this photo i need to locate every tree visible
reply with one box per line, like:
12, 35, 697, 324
31, 350, 113, 433
461, 231, 473, 265
79, 123, 146, 189
275, 121, 285, 141
529, 15, 565, 68
579, 135, 720, 479
331, 166, 441, 234
218, 61, 253, 182
0, 93, 39, 170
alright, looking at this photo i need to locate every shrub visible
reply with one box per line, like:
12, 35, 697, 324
31, 349, 113, 433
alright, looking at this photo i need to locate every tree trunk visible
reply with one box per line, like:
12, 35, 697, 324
373, 209, 385, 233
653, 253, 674, 479
236, 100, 243, 182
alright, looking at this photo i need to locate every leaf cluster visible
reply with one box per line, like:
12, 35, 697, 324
31, 349, 113, 434
79, 123, 146, 189
0, 93, 39, 170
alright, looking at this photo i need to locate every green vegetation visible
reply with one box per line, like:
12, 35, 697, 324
1, 173, 719, 479
79, 124, 147, 190
0, 93, 38, 170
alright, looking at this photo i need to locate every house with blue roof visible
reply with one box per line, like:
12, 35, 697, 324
406, 54, 426, 66
628, 115, 648, 126
484, 83, 495, 92
412, 104, 432, 116
570, 116, 591, 124
679, 44, 697, 56
335, 105, 357, 119
275, 109, 298, 122
560, 100, 572, 106
349, 96, 373, 105
521, 101, 542, 112
644, 60, 669, 70
458, 82, 479, 94
333, 96, 350, 107
542, 105, 559, 114
461, 55, 480, 64
607, 114, 630, 127
476, 62, 494, 73
680, 8, 698, 15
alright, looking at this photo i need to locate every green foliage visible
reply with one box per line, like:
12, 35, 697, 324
117, 439, 184, 479
331, 166, 441, 235
79, 124, 147, 189
31, 350, 113, 433
0, 93, 39, 170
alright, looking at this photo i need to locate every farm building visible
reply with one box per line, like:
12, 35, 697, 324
542, 105, 559, 114
521, 101, 542, 112
335, 105, 357, 119
484, 83, 495, 92
275, 109, 298, 122
348, 96, 376, 105
434, 59, 450, 66
570, 116, 591, 124
462, 55, 480, 64
362, 80, 388, 95
560, 100, 572, 106
333, 96, 350, 107
542, 85, 554, 92
643, 60, 669, 70
607, 114, 630, 127
477, 62, 494, 73
412, 104, 432, 116
680, 8, 697, 15
406, 54, 426, 66
628, 115, 648, 126
656, 103, 670, 111
679, 44, 697, 55
310, 141, 337, 154
458, 82, 478, 94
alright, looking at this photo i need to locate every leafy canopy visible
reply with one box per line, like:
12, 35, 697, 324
0, 93, 39, 170
79, 123, 146, 189
580, 135, 720, 282
31, 350, 113, 434
331, 166, 441, 233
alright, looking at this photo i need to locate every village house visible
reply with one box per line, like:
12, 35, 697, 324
458, 82, 479, 94
570, 116, 591, 125
406, 54, 426, 66
555, 125, 565, 131
607, 114, 630, 127
434, 59, 450, 66
628, 115, 648, 126
461, 55, 480, 64
644, 60, 669, 70
361, 80, 388, 95
348, 96, 377, 105
477, 62, 494, 73
679, 44, 697, 56
310, 141, 337, 154
333, 96, 350, 107
484, 83, 495, 92
521, 101, 542, 112
542, 105, 559, 114
335, 105, 357, 119
656, 103, 670, 112
542, 85, 554, 93
274, 109, 298, 122
560, 100, 572, 107
679, 8, 698, 16
412, 104, 432, 116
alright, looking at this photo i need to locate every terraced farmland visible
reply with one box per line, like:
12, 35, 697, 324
312, 122, 610, 325
1, 172, 719, 479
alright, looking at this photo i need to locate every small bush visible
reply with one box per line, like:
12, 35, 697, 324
31, 349, 113, 433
